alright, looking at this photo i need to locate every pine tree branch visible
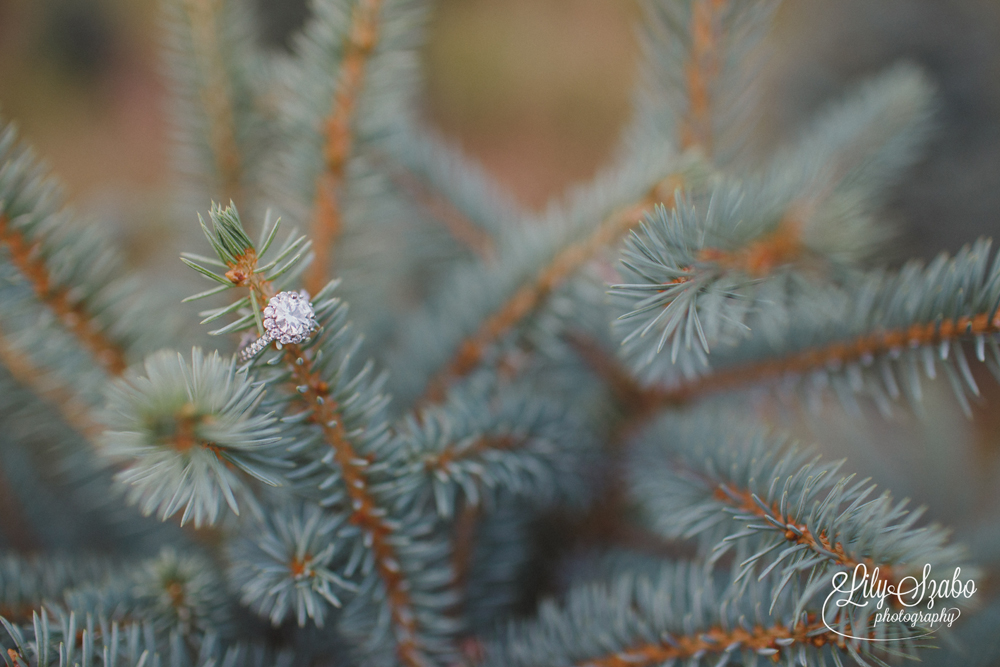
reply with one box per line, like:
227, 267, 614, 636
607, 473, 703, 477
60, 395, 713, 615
629, 413, 970, 618
412, 398, 595, 626
680, 0, 727, 154
0, 214, 128, 375
481, 559, 917, 667
664, 192, 830, 281
304, 0, 385, 296
611, 188, 805, 376
209, 211, 429, 665
0, 323, 103, 442
421, 174, 686, 404
0, 329, 104, 442
283, 351, 426, 667
0, 341, 96, 554
103, 349, 286, 528
182, 0, 246, 208
696, 203, 807, 277
0, 555, 126, 629
224, 246, 274, 307
571, 617, 837, 667
616, 69, 937, 377
711, 480, 901, 591
646, 310, 1000, 405
230, 502, 357, 629
403, 386, 598, 520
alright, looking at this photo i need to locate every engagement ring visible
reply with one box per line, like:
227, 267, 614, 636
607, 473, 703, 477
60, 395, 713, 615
239, 291, 318, 362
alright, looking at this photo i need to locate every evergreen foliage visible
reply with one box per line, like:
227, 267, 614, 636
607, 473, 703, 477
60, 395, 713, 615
0, 0, 997, 666
101, 349, 287, 527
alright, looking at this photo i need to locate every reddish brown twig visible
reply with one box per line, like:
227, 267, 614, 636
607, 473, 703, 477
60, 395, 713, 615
305, 0, 384, 295
285, 348, 426, 666
0, 214, 128, 375
697, 207, 807, 277
712, 483, 899, 593
234, 245, 428, 667
0, 321, 104, 441
646, 311, 1000, 405
679, 0, 728, 154
572, 615, 845, 667
183, 0, 246, 207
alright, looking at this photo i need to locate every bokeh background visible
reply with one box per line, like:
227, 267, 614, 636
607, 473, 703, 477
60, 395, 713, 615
3, 0, 1000, 642
1, 0, 998, 256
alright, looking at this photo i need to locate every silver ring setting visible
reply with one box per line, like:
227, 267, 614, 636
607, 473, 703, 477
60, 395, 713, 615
239, 290, 319, 362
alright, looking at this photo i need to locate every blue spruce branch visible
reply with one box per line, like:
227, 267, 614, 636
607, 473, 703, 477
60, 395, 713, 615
636, 240, 1000, 415
483, 561, 927, 667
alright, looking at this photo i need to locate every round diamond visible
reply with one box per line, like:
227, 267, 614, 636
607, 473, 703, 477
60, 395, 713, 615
263, 291, 317, 345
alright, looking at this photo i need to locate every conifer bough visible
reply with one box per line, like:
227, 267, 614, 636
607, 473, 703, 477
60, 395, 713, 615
0, 0, 996, 666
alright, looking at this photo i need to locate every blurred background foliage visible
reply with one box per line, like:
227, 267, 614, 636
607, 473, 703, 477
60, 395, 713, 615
1, 0, 1000, 562
2, 0, 997, 256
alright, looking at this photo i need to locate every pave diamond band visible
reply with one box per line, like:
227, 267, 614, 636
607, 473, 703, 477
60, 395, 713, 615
239, 332, 274, 361
239, 291, 319, 362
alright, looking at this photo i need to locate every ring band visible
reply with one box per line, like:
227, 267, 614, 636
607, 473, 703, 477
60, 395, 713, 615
239, 332, 274, 362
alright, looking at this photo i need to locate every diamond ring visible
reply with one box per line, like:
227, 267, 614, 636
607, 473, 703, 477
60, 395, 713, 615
239, 291, 319, 362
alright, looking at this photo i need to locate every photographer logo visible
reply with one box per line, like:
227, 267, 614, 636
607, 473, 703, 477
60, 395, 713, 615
822, 564, 975, 641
